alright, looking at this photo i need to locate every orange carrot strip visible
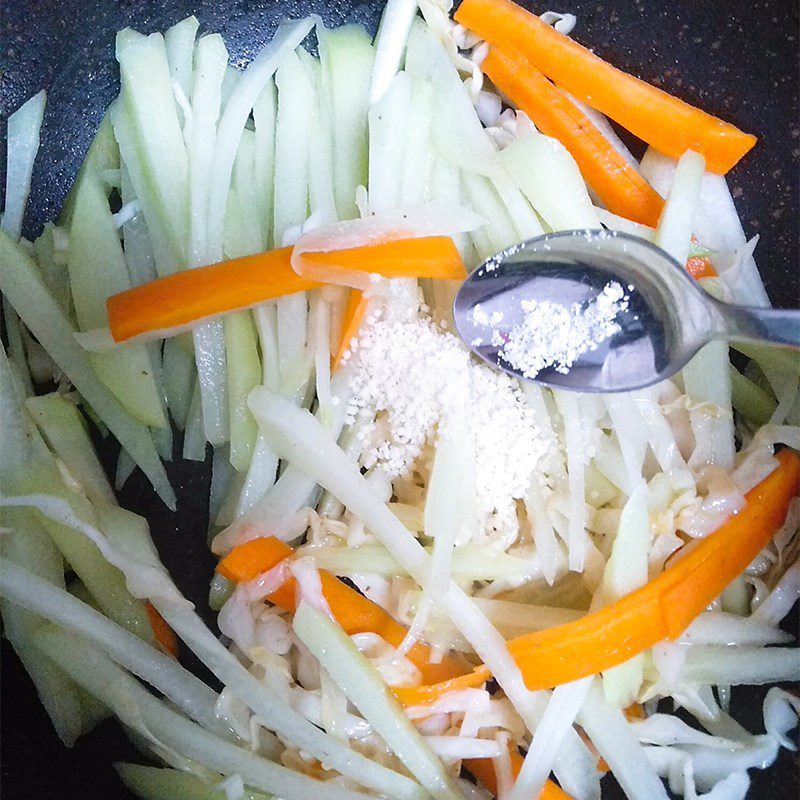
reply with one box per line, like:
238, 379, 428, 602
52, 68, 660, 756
217, 536, 466, 685
298, 235, 466, 283
145, 600, 179, 659
482, 45, 664, 227
394, 449, 800, 705
108, 237, 465, 343
465, 746, 573, 799
108, 247, 317, 342
333, 290, 369, 369
455, 0, 756, 174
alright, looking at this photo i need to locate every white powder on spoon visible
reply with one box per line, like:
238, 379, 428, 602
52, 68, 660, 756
494, 281, 629, 379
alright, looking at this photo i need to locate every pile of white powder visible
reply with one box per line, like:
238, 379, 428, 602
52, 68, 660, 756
342, 303, 556, 534
489, 281, 629, 379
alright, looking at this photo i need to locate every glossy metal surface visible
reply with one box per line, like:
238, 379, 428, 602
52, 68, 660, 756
454, 231, 799, 392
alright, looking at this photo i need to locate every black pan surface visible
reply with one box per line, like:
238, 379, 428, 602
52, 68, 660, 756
1, 2, 798, 798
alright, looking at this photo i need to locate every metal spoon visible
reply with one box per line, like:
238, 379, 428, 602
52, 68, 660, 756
453, 229, 800, 393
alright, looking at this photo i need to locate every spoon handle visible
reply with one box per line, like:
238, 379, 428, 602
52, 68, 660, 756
717, 303, 800, 349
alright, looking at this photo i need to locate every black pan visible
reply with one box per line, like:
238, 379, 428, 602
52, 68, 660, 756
1, 2, 798, 798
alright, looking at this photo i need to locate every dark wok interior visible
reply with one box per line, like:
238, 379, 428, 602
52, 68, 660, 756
1, 1, 798, 797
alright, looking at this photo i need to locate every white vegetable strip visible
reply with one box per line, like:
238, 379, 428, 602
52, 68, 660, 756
404, 21, 498, 177
34, 629, 390, 800
164, 16, 199, 104
509, 677, 593, 800
654, 149, 704, 267
321, 24, 374, 220
0, 234, 175, 508
578, 681, 669, 800
68, 158, 167, 428
293, 602, 462, 800
26, 393, 116, 506
601, 485, 649, 707
370, 0, 418, 106
114, 30, 189, 274
0, 513, 83, 747
116, 764, 273, 800
498, 134, 602, 232
3, 494, 428, 800
2, 89, 46, 240
3, 90, 47, 395
368, 71, 412, 213
554, 391, 588, 571
670, 647, 800, 686
0, 559, 223, 734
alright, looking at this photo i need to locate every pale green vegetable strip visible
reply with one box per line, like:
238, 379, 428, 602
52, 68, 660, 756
207, 18, 315, 261
578, 681, 669, 800
303, 51, 338, 227
400, 78, 434, 205
463, 172, 519, 253
67, 166, 167, 428
226, 129, 265, 254
3, 298, 32, 395
602, 485, 649, 707
164, 16, 199, 103
34, 630, 391, 800
116, 449, 137, 490
404, 21, 497, 177
299, 542, 546, 581
492, 174, 545, 241
224, 312, 261, 472
187, 33, 228, 266
116, 763, 273, 800
653, 149, 704, 266
293, 602, 461, 800
163, 336, 196, 430
120, 164, 158, 287
273, 49, 313, 394
0, 558, 223, 733
0, 233, 175, 508
2, 89, 46, 239
33, 222, 72, 315
498, 133, 602, 231
253, 79, 278, 246
730, 365, 777, 426
370, 0, 417, 105
26, 393, 116, 506
114, 30, 189, 274
368, 71, 412, 212
321, 24, 374, 219
183, 380, 208, 462
0, 510, 83, 747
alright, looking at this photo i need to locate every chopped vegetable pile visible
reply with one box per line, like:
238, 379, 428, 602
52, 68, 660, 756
1, 2, 798, 800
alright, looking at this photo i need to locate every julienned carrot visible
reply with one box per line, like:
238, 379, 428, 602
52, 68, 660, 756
464, 747, 573, 800
217, 537, 571, 800
394, 449, 800, 705
216, 536, 467, 685
108, 247, 315, 342
108, 236, 464, 343
295, 235, 466, 287
456, 0, 756, 174
333, 290, 369, 368
145, 600, 179, 658
482, 46, 664, 227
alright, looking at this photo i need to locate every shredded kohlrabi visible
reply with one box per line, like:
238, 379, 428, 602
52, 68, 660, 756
2, 4, 797, 800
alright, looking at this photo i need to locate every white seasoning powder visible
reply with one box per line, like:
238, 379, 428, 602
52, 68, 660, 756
343, 304, 556, 535
497, 281, 629, 379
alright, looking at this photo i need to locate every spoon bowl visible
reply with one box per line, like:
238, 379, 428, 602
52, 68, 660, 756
454, 230, 799, 393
